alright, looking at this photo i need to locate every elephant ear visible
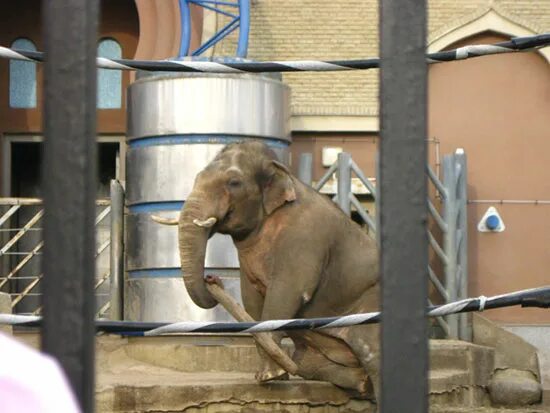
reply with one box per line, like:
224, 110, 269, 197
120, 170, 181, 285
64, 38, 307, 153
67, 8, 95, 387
261, 160, 296, 215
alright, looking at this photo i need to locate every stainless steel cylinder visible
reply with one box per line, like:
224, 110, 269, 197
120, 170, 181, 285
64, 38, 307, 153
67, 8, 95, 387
125, 72, 291, 322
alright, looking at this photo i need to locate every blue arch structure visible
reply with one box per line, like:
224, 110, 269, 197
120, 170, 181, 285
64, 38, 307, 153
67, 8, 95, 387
179, 0, 249, 58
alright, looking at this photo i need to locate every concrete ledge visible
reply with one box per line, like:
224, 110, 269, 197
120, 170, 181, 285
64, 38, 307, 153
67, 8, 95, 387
15, 333, 500, 411
97, 371, 375, 413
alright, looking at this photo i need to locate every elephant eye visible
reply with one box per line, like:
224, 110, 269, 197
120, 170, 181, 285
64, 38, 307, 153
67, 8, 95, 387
227, 178, 242, 189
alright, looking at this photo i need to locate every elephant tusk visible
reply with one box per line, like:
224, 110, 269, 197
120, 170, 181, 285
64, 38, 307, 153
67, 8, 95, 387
193, 217, 217, 228
151, 215, 179, 225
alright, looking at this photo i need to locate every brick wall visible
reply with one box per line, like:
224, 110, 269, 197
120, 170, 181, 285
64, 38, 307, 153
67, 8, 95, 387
211, 0, 550, 117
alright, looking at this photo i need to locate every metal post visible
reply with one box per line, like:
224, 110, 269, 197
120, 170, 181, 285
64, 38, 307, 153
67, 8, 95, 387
379, 0, 428, 412
41, 0, 98, 411
455, 150, 470, 340
336, 152, 352, 216
442, 155, 459, 339
297, 153, 313, 186
109, 180, 124, 321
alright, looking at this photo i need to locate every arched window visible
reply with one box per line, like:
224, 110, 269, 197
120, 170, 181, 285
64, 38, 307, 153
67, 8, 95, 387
97, 38, 122, 109
9, 38, 37, 109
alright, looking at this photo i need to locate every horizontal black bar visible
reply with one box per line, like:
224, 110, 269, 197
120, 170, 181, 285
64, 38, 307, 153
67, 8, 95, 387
3, 33, 550, 73
10, 287, 549, 334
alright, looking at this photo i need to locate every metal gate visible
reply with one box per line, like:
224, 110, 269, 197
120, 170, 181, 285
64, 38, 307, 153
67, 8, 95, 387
301, 149, 469, 340
0, 180, 124, 320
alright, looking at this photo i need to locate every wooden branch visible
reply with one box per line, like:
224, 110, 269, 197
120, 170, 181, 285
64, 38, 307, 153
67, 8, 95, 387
206, 283, 298, 375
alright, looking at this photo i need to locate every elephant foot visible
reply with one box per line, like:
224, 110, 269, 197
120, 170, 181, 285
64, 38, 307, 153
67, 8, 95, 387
255, 367, 289, 383
345, 378, 375, 400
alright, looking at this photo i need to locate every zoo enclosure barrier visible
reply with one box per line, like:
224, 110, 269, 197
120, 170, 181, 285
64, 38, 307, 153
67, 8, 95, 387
299, 149, 469, 340
0, 180, 124, 320
14, 4, 550, 411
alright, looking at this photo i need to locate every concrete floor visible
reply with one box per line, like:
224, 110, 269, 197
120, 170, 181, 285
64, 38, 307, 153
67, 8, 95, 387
11, 332, 549, 413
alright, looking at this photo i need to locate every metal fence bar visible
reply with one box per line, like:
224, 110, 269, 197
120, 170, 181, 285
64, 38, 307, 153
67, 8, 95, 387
349, 193, 376, 233
94, 271, 110, 290
0, 205, 21, 227
297, 153, 313, 186
95, 239, 111, 258
379, 1, 428, 413
427, 164, 447, 200
97, 301, 111, 318
94, 205, 111, 225
0, 198, 110, 206
109, 180, 124, 321
455, 150, 470, 340
428, 298, 450, 336
428, 265, 449, 301
442, 154, 459, 338
11, 274, 42, 307
428, 231, 448, 265
313, 161, 338, 191
428, 199, 447, 232
0, 228, 42, 232
42, 0, 99, 411
336, 152, 352, 216
0, 210, 43, 255
0, 241, 43, 289
2, 251, 43, 255
351, 159, 377, 196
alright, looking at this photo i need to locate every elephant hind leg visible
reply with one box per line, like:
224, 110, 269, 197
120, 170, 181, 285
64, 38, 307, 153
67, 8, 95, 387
292, 341, 371, 397
339, 324, 380, 404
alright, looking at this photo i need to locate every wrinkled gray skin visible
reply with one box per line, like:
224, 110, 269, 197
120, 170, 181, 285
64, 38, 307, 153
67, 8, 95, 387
179, 141, 380, 400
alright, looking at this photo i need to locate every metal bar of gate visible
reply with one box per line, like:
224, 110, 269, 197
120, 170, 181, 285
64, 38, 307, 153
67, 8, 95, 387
297, 153, 313, 186
109, 180, 124, 321
379, 1, 428, 413
336, 152, 352, 216
455, 150, 470, 340
42, 1, 99, 412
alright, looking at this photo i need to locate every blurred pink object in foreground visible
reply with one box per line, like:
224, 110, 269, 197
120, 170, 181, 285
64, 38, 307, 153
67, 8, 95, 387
0, 332, 81, 413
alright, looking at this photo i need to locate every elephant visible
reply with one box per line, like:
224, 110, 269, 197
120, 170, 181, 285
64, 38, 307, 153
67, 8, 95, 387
161, 140, 380, 400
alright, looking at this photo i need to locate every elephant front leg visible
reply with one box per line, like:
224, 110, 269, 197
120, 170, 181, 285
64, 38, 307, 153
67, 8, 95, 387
241, 274, 290, 382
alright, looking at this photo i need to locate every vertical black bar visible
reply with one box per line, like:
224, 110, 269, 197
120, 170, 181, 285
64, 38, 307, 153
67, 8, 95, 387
379, 0, 428, 413
42, 1, 99, 412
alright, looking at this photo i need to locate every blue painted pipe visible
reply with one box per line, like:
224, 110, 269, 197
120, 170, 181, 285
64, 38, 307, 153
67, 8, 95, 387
237, 0, 250, 57
179, 0, 191, 57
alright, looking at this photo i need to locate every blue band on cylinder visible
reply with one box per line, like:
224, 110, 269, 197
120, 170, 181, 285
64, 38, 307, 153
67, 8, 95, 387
128, 268, 182, 278
128, 134, 290, 149
128, 201, 184, 214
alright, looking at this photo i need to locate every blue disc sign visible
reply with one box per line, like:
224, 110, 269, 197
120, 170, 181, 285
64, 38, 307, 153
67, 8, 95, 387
485, 214, 500, 230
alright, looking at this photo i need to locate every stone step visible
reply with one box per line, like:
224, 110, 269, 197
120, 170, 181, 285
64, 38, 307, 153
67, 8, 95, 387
97, 363, 484, 412
16, 332, 502, 412
100, 334, 494, 376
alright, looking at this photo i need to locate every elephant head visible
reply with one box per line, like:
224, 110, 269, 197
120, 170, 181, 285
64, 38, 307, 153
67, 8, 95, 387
173, 141, 296, 309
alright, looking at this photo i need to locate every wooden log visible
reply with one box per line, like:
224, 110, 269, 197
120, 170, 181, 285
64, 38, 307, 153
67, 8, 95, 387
206, 282, 298, 375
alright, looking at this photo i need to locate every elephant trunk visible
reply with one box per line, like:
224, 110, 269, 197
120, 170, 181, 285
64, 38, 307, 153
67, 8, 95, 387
178, 196, 218, 309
